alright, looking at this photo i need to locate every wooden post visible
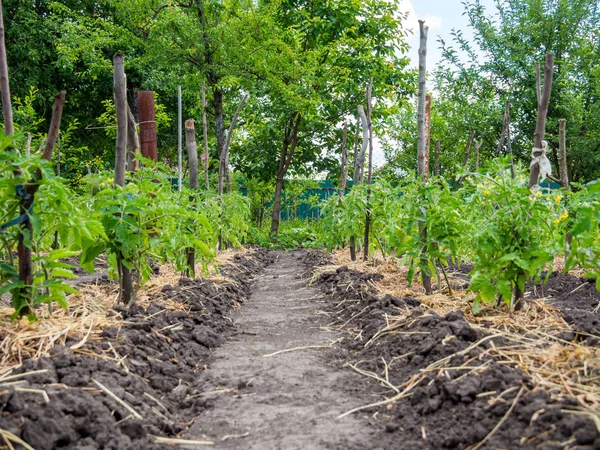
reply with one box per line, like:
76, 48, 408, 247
417, 20, 432, 294
0, 0, 13, 136
15, 91, 66, 316
138, 91, 157, 161
126, 104, 140, 171
177, 85, 182, 192
202, 81, 209, 190
529, 53, 555, 189
424, 93, 432, 177
114, 55, 127, 187
113, 54, 133, 305
363, 78, 374, 261
186, 119, 199, 190
349, 114, 360, 261
458, 130, 476, 187
475, 140, 481, 170
43, 91, 66, 161
434, 140, 440, 177
218, 93, 248, 197
185, 119, 198, 278
354, 105, 369, 184
339, 121, 348, 196
558, 119, 569, 190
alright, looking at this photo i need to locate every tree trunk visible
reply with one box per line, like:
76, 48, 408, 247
113, 54, 133, 305
219, 93, 248, 196
339, 121, 348, 196
202, 81, 209, 190
475, 140, 481, 170
417, 20, 432, 295
0, 0, 13, 136
126, 104, 139, 171
270, 113, 301, 236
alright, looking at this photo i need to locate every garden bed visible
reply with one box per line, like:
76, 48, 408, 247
306, 250, 600, 450
0, 248, 274, 449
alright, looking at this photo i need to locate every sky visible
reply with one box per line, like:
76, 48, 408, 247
371, 0, 497, 166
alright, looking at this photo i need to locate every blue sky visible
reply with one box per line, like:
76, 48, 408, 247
371, 0, 497, 165
400, 0, 497, 68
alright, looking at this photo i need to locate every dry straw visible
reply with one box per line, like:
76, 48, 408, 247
0, 248, 249, 376
325, 250, 600, 429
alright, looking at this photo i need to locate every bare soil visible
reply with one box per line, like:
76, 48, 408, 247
312, 253, 600, 450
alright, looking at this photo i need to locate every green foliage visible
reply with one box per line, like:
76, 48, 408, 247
0, 142, 104, 319
466, 162, 563, 309
564, 180, 600, 289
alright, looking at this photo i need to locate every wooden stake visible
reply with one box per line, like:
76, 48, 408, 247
434, 140, 440, 177
218, 93, 248, 197
529, 54, 555, 189
339, 121, 349, 196
113, 54, 127, 188
424, 93, 432, 178
558, 119, 569, 190
0, 0, 13, 136
126, 104, 140, 171
138, 91, 157, 161
113, 54, 133, 305
458, 130, 476, 187
177, 85, 182, 192
363, 78, 374, 261
185, 118, 198, 278
417, 20, 432, 295
202, 81, 209, 190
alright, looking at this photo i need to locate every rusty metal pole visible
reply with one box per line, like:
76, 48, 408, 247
137, 91, 157, 161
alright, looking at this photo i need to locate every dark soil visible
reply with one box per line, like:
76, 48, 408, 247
312, 256, 600, 450
0, 248, 274, 450
531, 272, 600, 341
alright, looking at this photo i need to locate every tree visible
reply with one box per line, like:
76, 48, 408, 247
434, 0, 600, 182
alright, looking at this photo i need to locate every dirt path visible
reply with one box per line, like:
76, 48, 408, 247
186, 250, 375, 449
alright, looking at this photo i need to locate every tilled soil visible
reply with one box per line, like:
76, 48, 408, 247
0, 248, 274, 449
310, 253, 600, 450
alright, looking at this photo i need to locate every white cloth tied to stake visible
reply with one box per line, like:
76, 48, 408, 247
530, 140, 553, 182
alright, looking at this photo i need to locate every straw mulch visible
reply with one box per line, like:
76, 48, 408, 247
316, 249, 600, 428
0, 247, 251, 377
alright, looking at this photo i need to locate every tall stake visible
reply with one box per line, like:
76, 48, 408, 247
218, 93, 249, 197
339, 121, 348, 196
177, 85, 182, 192
349, 113, 360, 261
185, 119, 198, 277
558, 119, 569, 190
126, 105, 140, 171
202, 81, 209, 190
0, 0, 13, 136
424, 93, 432, 176
529, 53, 555, 189
113, 54, 133, 304
434, 140, 440, 177
458, 130, 476, 187
417, 20, 432, 294
363, 78, 374, 261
